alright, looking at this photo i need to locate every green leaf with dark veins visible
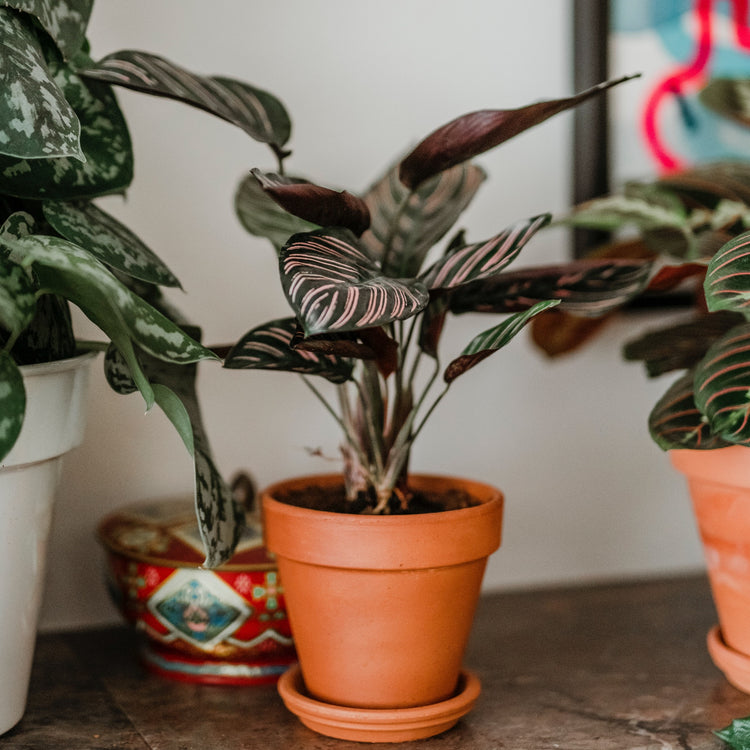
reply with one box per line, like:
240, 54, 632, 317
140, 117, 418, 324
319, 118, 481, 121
43, 200, 181, 287
0, 252, 35, 346
103, 342, 138, 395
0, 350, 25, 461
361, 161, 486, 278
0, 9, 82, 160
0, 40, 133, 200
235, 172, 318, 251
6, 0, 93, 60
444, 300, 560, 383
79, 50, 292, 151
225, 317, 354, 384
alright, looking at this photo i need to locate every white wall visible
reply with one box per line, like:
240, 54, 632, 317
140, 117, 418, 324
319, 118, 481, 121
39, 0, 703, 631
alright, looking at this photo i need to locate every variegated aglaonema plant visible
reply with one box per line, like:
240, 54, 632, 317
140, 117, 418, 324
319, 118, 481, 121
0, 1, 292, 565
227, 74, 652, 513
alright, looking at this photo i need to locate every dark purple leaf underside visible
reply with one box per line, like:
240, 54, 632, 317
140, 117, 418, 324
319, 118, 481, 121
448, 259, 652, 317
398, 75, 638, 189
694, 322, 750, 444
648, 371, 728, 450
251, 170, 370, 236
223, 317, 353, 384
279, 228, 429, 335
419, 214, 551, 290
704, 229, 750, 315
79, 50, 291, 149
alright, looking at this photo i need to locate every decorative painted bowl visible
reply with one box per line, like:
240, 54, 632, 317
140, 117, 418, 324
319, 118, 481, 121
97, 491, 296, 685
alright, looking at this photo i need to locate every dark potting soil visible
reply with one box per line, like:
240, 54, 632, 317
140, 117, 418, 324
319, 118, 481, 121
275, 483, 478, 515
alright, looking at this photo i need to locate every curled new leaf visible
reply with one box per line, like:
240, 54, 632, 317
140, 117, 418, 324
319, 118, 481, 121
399, 75, 639, 189
252, 170, 370, 236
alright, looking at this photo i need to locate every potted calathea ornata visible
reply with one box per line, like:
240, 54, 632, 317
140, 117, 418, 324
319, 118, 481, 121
533, 161, 750, 697
0, 1, 291, 733
224, 74, 649, 742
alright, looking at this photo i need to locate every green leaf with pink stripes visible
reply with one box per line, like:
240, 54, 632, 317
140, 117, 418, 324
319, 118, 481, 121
694, 322, 750, 445
419, 214, 551, 290
705, 229, 750, 318
224, 317, 354, 384
279, 228, 430, 336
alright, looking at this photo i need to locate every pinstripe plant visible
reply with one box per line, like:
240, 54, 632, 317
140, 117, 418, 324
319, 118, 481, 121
0, 1, 292, 565
227, 76, 651, 513
536, 163, 750, 452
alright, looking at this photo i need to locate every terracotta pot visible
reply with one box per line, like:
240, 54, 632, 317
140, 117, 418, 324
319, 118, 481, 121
671, 446, 750, 691
262, 473, 502, 741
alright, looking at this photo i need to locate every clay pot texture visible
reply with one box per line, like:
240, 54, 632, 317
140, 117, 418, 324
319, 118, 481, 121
262, 474, 503, 711
671, 447, 750, 659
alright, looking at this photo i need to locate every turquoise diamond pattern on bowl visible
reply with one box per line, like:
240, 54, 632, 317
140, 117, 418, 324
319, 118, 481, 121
149, 569, 252, 648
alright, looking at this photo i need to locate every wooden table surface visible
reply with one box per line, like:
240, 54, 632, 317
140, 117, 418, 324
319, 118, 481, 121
1, 575, 747, 749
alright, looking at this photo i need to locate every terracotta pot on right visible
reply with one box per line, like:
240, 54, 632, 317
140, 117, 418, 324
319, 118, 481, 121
671, 446, 750, 692
262, 473, 503, 742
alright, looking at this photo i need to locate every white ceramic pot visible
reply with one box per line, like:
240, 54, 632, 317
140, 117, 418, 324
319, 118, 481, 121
0, 352, 94, 735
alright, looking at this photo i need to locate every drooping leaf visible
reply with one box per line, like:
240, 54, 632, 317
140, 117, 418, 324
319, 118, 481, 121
235, 171, 318, 251
104, 343, 243, 567
449, 259, 653, 317
79, 50, 292, 151
624, 311, 743, 377
0, 349, 26, 461
705, 229, 750, 317
279, 228, 430, 335
444, 299, 560, 383
648, 370, 727, 451
0, 250, 35, 343
418, 292, 449, 359
6, 234, 217, 408
0, 9, 82, 160
398, 75, 638, 189
361, 161, 486, 278
291, 326, 376, 361
694, 322, 750, 445
42, 200, 180, 287
251, 170, 370, 236
0, 42, 133, 199
224, 317, 354, 384
6, 0, 93, 60
529, 308, 610, 358
419, 214, 551, 290
646, 262, 706, 293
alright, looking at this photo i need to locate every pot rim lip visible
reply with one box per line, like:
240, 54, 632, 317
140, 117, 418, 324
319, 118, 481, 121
18, 349, 97, 377
261, 472, 503, 524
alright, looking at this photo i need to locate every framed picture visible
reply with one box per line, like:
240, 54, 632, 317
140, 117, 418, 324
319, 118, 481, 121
572, 0, 750, 257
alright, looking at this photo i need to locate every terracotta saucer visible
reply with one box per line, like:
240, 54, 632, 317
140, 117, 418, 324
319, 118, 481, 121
707, 625, 750, 694
277, 665, 480, 742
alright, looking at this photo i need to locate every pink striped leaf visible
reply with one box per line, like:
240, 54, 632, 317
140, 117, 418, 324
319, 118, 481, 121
648, 371, 728, 450
418, 214, 551, 291
360, 162, 486, 278
251, 170, 371, 237
79, 50, 291, 151
694, 322, 750, 444
704, 229, 750, 316
448, 259, 652, 317
279, 228, 430, 336
444, 300, 559, 383
224, 317, 354, 384
399, 75, 638, 189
